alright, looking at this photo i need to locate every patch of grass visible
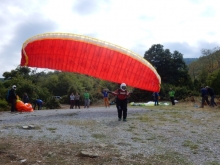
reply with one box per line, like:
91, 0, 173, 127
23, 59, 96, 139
2, 125, 14, 129
65, 112, 78, 117
172, 119, 179, 123
116, 142, 131, 146
157, 115, 169, 122
131, 136, 142, 142
137, 115, 154, 122
126, 128, 133, 132
182, 140, 199, 151
92, 133, 106, 139
133, 132, 139, 136
126, 124, 136, 132
204, 161, 220, 165
128, 124, 136, 129
47, 127, 57, 133
146, 136, 157, 140
34, 125, 42, 130
0, 143, 11, 151
47, 127, 57, 131
65, 120, 98, 127
130, 151, 191, 165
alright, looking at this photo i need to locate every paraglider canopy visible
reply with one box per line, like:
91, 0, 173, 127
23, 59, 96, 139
20, 33, 161, 92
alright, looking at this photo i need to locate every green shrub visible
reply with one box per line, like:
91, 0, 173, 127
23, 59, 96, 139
174, 87, 192, 100
0, 99, 10, 111
44, 97, 61, 109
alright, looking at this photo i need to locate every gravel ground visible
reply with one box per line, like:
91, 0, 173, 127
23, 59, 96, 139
1, 104, 220, 165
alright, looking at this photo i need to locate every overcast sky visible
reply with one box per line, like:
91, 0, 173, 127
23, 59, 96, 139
1, 0, 220, 78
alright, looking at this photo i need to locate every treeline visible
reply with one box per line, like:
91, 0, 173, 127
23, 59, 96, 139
0, 68, 120, 110
0, 44, 219, 111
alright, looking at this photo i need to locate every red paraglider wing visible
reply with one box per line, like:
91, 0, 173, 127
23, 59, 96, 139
20, 33, 161, 92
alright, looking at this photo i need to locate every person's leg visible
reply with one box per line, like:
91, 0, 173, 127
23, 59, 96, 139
104, 97, 108, 108
84, 99, 86, 108
107, 98, 110, 107
73, 100, 75, 108
170, 97, 174, 105
75, 100, 77, 108
122, 99, 127, 121
11, 99, 16, 112
201, 96, 205, 108
88, 99, 90, 108
117, 100, 122, 120
33, 102, 36, 110
85, 99, 89, 108
213, 96, 217, 106
78, 100, 80, 108
210, 95, 214, 107
205, 96, 210, 105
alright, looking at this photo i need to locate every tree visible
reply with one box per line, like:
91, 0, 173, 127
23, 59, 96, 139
144, 44, 191, 86
3, 66, 31, 80
207, 69, 220, 95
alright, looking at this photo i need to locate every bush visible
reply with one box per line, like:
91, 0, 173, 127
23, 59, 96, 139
174, 86, 198, 100
44, 97, 61, 109
0, 99, 10, 111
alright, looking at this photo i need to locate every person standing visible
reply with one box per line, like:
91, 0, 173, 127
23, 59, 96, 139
200, 86, 210, 108
74, 92, 80, 109
169, 88, 175, 105
70, 92, 75, 109
152, 92, 159, 106
9, 85, 17, 112
206, 86, 217, 107
84, 90, 90, 108
102, 89, 110, 108
22, 92, 29, 103
108, 83, 131, 122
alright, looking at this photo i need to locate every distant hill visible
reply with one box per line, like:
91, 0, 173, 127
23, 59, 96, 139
184, 58, 198, 65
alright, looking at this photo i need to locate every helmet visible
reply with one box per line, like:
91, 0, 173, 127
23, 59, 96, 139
120, 83, 126, 91
12, 85, 16, 89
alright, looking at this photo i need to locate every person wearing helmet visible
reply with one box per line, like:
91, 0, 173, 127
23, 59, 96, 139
108, 83, 132, 121
9, 85, 17, 112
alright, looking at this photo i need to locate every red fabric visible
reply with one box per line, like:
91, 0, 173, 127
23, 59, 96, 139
16, 100, 34, 112
21, 35, 160, 92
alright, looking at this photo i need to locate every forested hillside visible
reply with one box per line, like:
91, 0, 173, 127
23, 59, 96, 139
183, 58, 198, 65
187, 48, 220, 95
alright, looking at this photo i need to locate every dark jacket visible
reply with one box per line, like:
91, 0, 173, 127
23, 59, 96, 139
200, 88, 208, 97
22, 95, 29, 103
207, 87, 215, 96
9, 88, 17, 102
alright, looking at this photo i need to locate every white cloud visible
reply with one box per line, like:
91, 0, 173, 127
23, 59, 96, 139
0, 0, 220, 77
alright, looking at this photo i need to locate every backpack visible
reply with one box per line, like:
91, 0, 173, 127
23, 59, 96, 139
6, 89, 11, 103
